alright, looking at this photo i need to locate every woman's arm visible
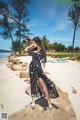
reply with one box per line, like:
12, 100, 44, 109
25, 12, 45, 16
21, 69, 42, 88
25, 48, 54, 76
42, 63, 46, 72
25, 44, 34, 51
42, 63, 50, 74
42, 50, 50, 74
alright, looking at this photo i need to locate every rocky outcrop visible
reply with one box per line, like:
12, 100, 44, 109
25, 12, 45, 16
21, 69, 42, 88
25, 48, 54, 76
7, 55, 28, 71
9, 85, 77, 120
8, 103, 76, 120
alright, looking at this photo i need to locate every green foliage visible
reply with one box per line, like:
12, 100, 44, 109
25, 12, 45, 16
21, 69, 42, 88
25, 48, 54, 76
9, 0, 30, 40
67, 46, 73, 52
74, 46, 80, 52
40, 36, 67, 52
11, 40, 24, 53
52, 43, 66, 52
41, 35, 49, 50
48, 44, 54, 51
0, 0, 30, 54
0, 2, 14, 43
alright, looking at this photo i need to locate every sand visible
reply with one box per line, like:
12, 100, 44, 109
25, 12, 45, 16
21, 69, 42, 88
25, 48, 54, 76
0, 58, 31, 116
0, 56, 80, 120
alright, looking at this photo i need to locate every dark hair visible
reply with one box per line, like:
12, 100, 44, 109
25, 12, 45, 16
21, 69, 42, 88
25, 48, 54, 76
33, 37, 43, 48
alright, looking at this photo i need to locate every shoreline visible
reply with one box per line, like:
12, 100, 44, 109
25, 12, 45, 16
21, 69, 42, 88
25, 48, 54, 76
0, 56, 80, 120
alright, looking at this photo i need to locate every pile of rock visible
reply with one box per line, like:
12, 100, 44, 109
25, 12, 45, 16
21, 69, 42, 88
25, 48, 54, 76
6, 55, 29, 78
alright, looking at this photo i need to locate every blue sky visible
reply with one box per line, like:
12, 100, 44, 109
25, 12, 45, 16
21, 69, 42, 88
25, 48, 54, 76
0, 0, 80, 50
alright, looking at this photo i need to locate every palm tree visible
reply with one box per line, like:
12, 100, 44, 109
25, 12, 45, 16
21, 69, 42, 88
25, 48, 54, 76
68, 3, 80, 51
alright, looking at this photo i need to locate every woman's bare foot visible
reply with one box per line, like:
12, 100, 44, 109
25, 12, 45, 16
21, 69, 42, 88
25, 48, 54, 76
48, 104, 53, 110
31, 102, 35, 109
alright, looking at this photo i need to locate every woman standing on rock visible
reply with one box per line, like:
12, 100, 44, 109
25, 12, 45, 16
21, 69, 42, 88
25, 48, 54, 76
24, 37, 59, 109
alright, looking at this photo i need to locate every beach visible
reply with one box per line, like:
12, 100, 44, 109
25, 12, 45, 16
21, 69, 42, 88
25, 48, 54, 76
0, 56, 80, 120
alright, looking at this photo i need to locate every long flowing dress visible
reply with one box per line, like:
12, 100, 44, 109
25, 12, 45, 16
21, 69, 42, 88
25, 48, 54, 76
29, 48, 59, 98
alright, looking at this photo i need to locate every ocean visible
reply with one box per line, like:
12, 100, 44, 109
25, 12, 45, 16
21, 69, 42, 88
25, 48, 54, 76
0, 52, 12, 58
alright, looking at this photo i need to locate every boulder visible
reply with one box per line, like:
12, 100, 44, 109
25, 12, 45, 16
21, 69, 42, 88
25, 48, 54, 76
70, 57, 76, 61
8, 62, 28, 71
8, 56, 18, 62
6, 62, 12, 68
11, 64, 22, 71
9, 86, 77, 120
19, 71, 29, 78
21, 63, 28, 70
22, 63, 28, 67
76, 56, 80, 61
12, 60, 22, 64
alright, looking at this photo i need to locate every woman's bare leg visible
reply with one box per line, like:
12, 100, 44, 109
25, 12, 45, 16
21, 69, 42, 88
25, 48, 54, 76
32, 95, 35, 103
31, 95, 36, 108
38, 78, 52, 106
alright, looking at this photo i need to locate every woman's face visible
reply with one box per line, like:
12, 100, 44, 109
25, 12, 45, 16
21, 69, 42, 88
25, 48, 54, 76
33, 41, 38, 47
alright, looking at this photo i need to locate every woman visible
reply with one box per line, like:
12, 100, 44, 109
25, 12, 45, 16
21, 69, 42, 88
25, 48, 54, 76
25, 37, 59, 109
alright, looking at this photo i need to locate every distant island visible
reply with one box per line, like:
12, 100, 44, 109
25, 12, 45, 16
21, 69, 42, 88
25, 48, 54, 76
0, 49, 13, 52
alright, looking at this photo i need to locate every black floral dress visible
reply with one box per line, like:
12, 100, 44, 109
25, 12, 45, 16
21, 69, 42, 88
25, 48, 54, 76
29, 48, 59, 98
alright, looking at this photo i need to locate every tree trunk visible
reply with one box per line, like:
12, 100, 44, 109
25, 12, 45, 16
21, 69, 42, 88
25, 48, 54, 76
8, 27, 14, 45
72, 26, 77, 52
7, 23, 14, 46
19, 0, 21, 55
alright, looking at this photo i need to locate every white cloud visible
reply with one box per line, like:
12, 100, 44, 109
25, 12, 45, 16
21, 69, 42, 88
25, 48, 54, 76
52, 19, 71, 32
29, 20, 48, 27
49, 37, 80, 42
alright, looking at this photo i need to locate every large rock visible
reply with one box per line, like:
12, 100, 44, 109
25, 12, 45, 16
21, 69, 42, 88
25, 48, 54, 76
7, 61, 28, 71
19, 71, 29, 78
8, 56, 19, 62
6, 62, 12, 68
9, 84, 76, 120
21, 63, 28, 70
9, 88, 76, 120
11, 64, 22, 71
76, 56, 80, 61
7, 55, 28, 71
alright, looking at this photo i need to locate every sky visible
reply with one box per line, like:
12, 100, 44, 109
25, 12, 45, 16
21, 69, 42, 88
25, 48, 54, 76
0, 0, 80, 50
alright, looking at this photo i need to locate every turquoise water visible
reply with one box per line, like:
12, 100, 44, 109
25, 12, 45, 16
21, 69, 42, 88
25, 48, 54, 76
0, 52, 12, 58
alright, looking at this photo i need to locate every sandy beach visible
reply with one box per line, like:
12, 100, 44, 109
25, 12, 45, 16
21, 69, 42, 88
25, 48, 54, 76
0, 56, 80, 120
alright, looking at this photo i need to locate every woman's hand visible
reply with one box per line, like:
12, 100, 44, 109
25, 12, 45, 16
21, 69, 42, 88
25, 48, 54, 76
25, 47, 29, 51
43, 69, 50, 75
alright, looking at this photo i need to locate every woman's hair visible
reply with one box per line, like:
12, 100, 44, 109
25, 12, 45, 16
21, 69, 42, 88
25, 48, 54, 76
33, 37, 43, 48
